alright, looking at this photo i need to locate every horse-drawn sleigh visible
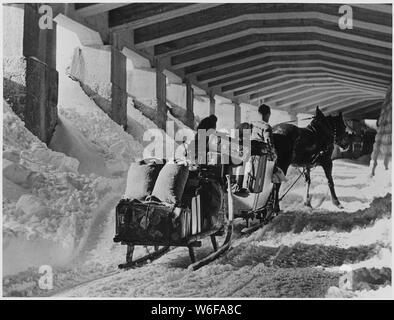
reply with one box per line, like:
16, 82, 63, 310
113, 107, 349, 270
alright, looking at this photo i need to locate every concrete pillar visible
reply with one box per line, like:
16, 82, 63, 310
60, 18, 126, 129
110, 32, 127, 129
3, 4, 59, 144
209, 93, 216, 115
185, 80, 195, 129
155, 60, 167, 130
234, 101, 241, 128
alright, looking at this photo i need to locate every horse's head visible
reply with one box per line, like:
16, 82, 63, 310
327, 111, 351, 150
312, 107, 350, 149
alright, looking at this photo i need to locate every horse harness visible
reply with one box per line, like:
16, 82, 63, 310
279, 117, 336, 201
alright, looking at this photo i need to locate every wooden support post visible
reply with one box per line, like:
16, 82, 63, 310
2, 3, 60, 145
209, 93, 216, 115
110, 32, 128, 130
156, 60, 168, 130
234, 101, 241, 128
185, 79, 195, 129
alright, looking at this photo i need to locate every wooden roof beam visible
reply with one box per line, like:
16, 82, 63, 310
156, 26, 391, 60
156, 26, 392, 59
109, 3, 222, 31
351, 4, 392, 14
249, 79, 383, 102
75, 3, 128, 17
295, 94, 379, 112
170, 38, 391, 69
271, 88, 380, 109
196, 44, 391, 83
345, 107, 382, 119
134, 11, 391, 48
233, 74, 387, 98
261, 84, 361, 104
342, 100, 384, 115
324, 99, 384, 119
173, 41, 390, 71
186, 50, 390, 76
212, 65, 390, 90
228, 72, 387, 96
302, 96, 382, 114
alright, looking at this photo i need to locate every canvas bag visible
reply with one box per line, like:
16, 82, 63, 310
151, 163, 189, 205
123, 160, 164, 201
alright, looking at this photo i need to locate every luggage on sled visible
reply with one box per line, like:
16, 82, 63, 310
115, 185, 223, 243
115, 199, 191, 244
114, 159, 231, 270
116, 161, 205, 242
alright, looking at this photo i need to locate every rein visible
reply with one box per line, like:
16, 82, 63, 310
277, 115, 343, 146
278, 117, 337, 202
278, 168, 305, 201
278, 116, 314, 125
278, 147, 327, 201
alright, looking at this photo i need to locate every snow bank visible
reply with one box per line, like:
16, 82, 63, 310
57, 74, 143, 175
126, 98, 192, 161
3, 48, 144, 281
250, 217, 391, 250
326, 267, 392, 299
326, 285, 392, 299
50, 114, 111, 177
3, 90, 132, 275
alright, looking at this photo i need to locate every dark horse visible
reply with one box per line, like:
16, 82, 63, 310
272, 106, 349, 210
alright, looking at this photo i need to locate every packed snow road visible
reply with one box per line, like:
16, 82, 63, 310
55, 164, 392, 298
3, 74, 391, 298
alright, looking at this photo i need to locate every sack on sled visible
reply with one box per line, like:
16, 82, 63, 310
123, 159, 164, 201
116, 161, 224, 244
151, 162, 189, 205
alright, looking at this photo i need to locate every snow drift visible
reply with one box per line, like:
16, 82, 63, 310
2, 72, 146, 276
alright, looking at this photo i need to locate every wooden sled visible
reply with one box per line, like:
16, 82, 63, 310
114, 175, 235, 271
115, 223, 233, 270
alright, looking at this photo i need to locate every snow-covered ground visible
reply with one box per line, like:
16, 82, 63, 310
3, 56, 392, 298
43, 167, 390, 299
2, 73, 143, 278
